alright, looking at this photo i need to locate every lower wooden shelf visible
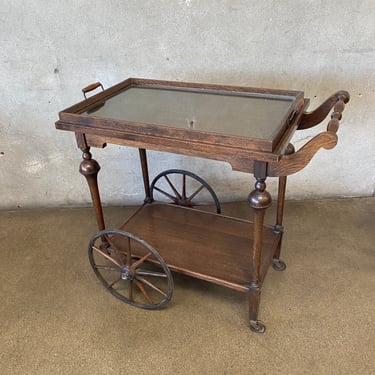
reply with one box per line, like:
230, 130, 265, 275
120, 203, 281, 292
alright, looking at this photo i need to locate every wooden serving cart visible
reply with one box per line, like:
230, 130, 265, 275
55, 78, 349, 333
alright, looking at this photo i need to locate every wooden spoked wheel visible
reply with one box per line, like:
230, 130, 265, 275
150, 169, 221, 214
88, 229, 173, 309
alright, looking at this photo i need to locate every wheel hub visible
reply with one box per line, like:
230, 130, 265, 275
177, 198, 191, 206
121, 267, 135, 280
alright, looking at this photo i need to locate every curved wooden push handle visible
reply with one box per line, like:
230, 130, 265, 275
298, 91, 350, 130
82, 82, 104, 99
325, 91, 350, 133
268, 91, 350, 177
268, 132, 338, 176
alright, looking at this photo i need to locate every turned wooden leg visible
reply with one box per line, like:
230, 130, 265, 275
273, 143, 295, 271
248, 163, 272, 333
79, 148, 105, 231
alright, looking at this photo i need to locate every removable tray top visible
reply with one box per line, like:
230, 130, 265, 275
57, 78, 305, 154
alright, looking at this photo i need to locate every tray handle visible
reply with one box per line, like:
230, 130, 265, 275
82, 82, 104, 99
298, 91, 350, 131
268, 91, 350, 177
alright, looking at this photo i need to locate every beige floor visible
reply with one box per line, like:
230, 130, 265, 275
0, 198, 374, 374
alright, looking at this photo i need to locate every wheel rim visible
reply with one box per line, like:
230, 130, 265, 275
88, 229, 173, 309
150, 169, 221, 213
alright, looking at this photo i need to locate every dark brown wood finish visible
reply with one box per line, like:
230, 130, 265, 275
271, 143, 295, 272
138, 149, 152, 203
82, 82, 104, 99
120, 203, 281, 291
56, 78, 305, 172
268, 91, 349, 177
77, 134, 106, 232
247, 161, 272, 331
55, 78, 349, 332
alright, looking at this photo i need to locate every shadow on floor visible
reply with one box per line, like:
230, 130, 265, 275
0, 198, 374, 374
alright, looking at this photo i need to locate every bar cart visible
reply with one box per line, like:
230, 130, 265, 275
55, 78, 349, 333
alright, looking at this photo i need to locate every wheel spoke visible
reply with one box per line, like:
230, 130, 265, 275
182, 174, 187, 200
128, 280, 133, 301
108, 276, 122, 288
126, 237, 131, 267
135, 280, 153, 304
92, 246, 123, 268
136, 269, 168, 278
131, 252, 152, 270
153, 186, 179, 203
188, 184, 205, 201
136, 276, 168, 297
103, 234, 127, 266
164, 175, 182, 200
94, 264, 120, 272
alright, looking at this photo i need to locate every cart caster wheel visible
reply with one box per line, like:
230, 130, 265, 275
249, 320, 266, 334
88, 229, 173, 310
272, 259, 287, 271
150, 169, 221, 214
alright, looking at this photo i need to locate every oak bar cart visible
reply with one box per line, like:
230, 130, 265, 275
55, 78, 349, 333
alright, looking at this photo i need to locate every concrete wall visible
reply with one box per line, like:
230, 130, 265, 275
1, 0, 374, 209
